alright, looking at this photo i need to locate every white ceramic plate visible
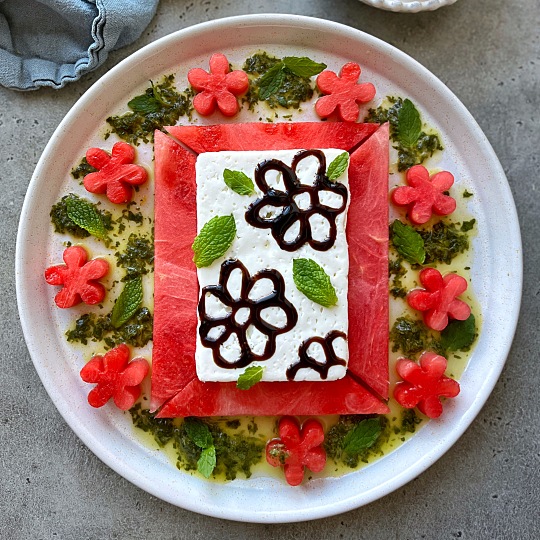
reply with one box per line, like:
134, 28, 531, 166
16, 15, 521, 523
358, 0, 457, 12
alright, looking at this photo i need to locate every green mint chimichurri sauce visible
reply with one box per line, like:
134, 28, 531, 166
115, 232, 154, 281
106, 75, 193, 145
50, 194, 113, 238
243, 52, 315, 110
70, 156, 97, 180
365, 96, 443, 172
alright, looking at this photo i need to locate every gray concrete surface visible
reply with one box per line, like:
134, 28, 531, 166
1, 0, 538, 538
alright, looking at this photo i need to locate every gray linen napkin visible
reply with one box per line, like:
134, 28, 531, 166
0, 0, 159, 90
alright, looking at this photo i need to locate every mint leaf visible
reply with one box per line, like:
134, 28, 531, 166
197, 446, 216, 478
127, 94, 161, 114
223, 169, 255, 196
327, 152, 349, 181
282, 56, 326, 78
397, 98, 422, 148
110, 277, 143, 329
183, 418, 213, 449
440, 314, 476, 352
258, 63, 285, 101
237, 366, 264, 390
293, 258, 338, 307
192, 214, 236, 268
390, 220, 425, 265
66, 195, 110, 241
342, 418, 382, 455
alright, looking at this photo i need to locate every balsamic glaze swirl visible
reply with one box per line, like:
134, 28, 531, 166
198, 259, 298, 369
286, 330, 347, 381
245, 149, 348, 252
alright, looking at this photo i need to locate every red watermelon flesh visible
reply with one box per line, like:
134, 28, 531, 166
150, 130, 199, 411
151, 124, 390, 416
347, 123, 390, 399
166, 122, 378, 153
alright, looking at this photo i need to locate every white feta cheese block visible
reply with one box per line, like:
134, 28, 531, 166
195, 148, 350, 382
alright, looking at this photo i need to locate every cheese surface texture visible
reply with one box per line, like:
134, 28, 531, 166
195, 148, 350, 382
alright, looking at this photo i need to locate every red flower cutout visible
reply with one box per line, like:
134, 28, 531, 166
80, 344, 149, 410
391, 165, 456, 224
84, 141, 148, 204
394, 351, 460, 418
408, 268, 471, 331
44, 246, 109, 308
315, 62, 376, 122
266, 417, 326, 486
188, 53, 249, 117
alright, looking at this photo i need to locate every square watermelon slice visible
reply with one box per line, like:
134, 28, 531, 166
151, 122, 389, 417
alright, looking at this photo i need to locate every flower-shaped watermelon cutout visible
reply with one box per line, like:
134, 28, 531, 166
407, 268, 471, 331
266, 417, 326, 486
394, 351, 460, 418
80, 344, 149, 410
84, 141, 148, 204
315, 62, 376, 122
188, 53, 249, 117
44, 245, 109, 308
391, 164, 456, 225
199, 259, 298, 369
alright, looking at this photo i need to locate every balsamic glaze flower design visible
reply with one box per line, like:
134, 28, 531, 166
198, 259, 298, 369
286, 330, 347, 380
245, 149, 348, 252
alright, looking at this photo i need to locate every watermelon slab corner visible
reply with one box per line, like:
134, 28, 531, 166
151, 122, 390, 417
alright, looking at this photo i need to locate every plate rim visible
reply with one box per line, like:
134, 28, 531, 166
15, 13, 523, 523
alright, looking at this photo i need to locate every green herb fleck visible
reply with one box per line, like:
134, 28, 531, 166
327, 152, 349, 181
223, 169, 255, 196
460, 219, 476, 232
70, 157, 97, 180
110, 277, 143, 329
237, 366, 264, 390
192, 214, 236, 268
463, 189, 474, 198
293, 258, 338, 307
390, 219, 425, 265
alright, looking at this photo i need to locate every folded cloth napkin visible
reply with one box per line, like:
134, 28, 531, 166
0, 0, 159, 90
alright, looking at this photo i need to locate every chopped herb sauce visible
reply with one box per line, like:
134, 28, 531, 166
419, 221, 469, 265
389, 257, 408, 298
324, 415, 389, 468
50, 194, 113, 238
390, 315, 432, 356
106, 75, 193, 145
66, 307, 153, 349
365, 96, 443, 171
243, 53, 314, 110
71, 156, 97, 180
115, 233, 154, 281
